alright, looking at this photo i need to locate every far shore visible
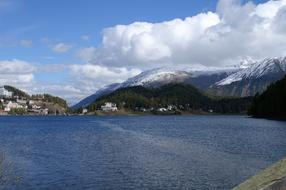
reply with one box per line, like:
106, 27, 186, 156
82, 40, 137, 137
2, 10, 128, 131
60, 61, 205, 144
0, 109, 249, 117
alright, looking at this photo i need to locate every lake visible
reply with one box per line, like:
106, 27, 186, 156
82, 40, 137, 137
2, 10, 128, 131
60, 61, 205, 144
0, 116, 285, 190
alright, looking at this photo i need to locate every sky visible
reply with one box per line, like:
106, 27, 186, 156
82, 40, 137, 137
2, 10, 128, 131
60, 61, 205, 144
1, 0, 286, 104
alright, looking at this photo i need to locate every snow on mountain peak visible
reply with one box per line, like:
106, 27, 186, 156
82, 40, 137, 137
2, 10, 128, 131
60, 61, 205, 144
119, 65, 235, 88
238, 57, 258, 69
216, 57, 286, 86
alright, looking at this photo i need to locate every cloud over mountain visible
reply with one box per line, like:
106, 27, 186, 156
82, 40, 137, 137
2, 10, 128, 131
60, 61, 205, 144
77, 0, 286, 68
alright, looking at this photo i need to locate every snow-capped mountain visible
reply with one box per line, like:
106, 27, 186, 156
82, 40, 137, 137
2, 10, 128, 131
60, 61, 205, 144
119, 66, 232, 88
72, 66, 233, 109
210, 57, 286, 97
73, 57, 286, 108
72, 83, 121, 109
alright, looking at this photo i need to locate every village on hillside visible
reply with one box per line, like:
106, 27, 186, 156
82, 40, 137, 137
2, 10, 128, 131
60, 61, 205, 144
0, 86, 67, 115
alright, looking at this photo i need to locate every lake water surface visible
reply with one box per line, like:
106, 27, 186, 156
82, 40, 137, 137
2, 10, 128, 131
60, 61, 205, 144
0, 116, 286, 190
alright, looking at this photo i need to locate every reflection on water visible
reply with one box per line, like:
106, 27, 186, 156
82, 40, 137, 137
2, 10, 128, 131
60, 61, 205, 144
0, 116, 285, 190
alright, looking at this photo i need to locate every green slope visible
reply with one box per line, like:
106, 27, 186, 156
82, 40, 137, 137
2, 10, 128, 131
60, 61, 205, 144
88, 84, 252, 114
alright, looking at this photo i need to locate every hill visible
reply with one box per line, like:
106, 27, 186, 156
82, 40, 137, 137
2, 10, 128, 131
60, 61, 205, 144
248, 75, 286, 119
0, 86, 68, 115
3, 85, 30, 98
88, 84, 252, 114
31, 94, 68, 109
73, 57, 286, 109
210, 57, 286, 97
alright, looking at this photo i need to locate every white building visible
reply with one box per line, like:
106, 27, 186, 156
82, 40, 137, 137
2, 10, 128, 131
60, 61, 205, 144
0, 86, 13, 98
82, 108, 88, 114
4, 101, 23, 112
101, 102, 118, 111
158, 108, 167, 112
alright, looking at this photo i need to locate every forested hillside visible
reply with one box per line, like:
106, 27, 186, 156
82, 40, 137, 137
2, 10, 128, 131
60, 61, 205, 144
88, 84, 252, 114
249, 75, 286, 119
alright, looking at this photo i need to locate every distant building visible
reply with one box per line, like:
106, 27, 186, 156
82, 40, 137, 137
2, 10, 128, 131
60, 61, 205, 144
101, 102, 118, 111
0, 86, 13, 98
82, 108, 88, 114
158, 108, 167, 112
167, 105, 177, 111
4, 101, 23, 112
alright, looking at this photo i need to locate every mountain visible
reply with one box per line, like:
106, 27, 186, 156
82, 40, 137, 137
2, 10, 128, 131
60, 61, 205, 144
119, 66, 234, 90
72, 83, 121, 109
88, 84, 252, 114
72, 66, 233, 109
0, 85, 68, 114
210, 57, 286, 97
248, 75, 286, 119
3, 85, 30, 98
73, 57, 286, 109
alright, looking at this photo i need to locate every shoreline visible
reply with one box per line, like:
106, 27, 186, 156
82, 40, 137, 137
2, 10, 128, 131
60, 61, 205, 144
0, 112, 249, 117
232, 157, 286, 190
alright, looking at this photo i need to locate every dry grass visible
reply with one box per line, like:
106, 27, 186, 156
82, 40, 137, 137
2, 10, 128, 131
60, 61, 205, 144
232, 157, 286, 190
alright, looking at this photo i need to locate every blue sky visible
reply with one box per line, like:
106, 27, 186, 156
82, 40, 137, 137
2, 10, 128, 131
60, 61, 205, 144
0, 0, 266, 63
1, 0, 284, 104
0, 0, 219, 83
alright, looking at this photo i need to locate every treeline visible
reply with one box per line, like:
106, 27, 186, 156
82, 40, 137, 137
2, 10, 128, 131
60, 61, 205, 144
88, 84, 252, 114
249, 75, 286, 119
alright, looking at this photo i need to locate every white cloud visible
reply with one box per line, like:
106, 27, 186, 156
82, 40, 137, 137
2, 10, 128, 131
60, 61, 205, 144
52, 43, 72, 53
70, 64, 141, 83
254, 0, 286, 18
4, 0, 286, 104
69, 64, 141, 99
76, 47, 97, 62
0, 59, 35, 74
0, 59, 35, 86
75, 0, 286, 68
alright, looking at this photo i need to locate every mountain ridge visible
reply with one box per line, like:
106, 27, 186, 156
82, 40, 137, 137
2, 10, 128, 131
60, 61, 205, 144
87, 83, 252, 114
73, 57, 286, 109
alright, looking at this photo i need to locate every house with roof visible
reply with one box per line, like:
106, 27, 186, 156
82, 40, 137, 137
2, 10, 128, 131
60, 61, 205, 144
101, 102, 118, 111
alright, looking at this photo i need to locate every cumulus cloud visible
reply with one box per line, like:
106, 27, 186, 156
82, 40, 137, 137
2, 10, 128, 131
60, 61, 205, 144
69, 64, 141, 87
4, 0, 286, 104
52, 43, 72, 53
0, 59, 35, 85
76, 47, 97, 62
75, 0, 286, 68
0, 59, 35, 74
68, 64, 141, 101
